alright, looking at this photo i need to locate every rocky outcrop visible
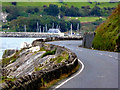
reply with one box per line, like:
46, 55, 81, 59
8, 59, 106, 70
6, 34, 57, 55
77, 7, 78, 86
1, 39, 79, 89
2, 49, 16, 58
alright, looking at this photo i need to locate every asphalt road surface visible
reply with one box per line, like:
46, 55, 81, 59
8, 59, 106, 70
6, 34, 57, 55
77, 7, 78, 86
47, 40, 118, 88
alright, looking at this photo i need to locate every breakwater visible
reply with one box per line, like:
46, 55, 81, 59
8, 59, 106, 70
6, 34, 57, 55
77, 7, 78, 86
0, 32, 64, 37
0, 32, 83, 40
1, 39, 80, 89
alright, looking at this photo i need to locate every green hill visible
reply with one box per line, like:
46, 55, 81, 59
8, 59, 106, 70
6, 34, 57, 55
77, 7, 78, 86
2, 2, 119, 8
92, 4, 120, 52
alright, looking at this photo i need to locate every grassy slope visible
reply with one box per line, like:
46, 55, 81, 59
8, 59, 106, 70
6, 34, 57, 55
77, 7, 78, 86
2, 2, 119, 8
64, 16, 106, 22
2, 2, 119, 23
92, 4, 120, 51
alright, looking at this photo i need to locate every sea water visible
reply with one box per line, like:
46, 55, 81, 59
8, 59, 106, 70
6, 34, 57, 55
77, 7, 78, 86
0, 37, 41, 59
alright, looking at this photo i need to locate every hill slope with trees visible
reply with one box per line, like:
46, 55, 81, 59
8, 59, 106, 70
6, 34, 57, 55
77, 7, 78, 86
92, 4, 120, 52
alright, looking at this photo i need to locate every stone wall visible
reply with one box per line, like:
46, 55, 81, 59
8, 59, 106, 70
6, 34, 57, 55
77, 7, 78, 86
0, 32, 64, 37
32, 37, 82, 43
0, 32, 83, 40
1, 40, 79, 90
82, 32, 95, 48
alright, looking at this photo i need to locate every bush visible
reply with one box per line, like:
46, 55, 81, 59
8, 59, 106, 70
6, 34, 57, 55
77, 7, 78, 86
11, 2, 17, 6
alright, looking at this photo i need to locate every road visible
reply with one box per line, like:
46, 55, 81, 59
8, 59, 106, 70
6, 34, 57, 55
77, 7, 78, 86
47, 40, 118, 88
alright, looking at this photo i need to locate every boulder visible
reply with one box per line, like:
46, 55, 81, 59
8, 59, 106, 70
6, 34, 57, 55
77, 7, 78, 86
2, 49, 16, 58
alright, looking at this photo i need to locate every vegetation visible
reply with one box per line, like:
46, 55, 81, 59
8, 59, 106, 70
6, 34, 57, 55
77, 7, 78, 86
1, 2, 119, 33
50, 51, 69, 63
40, 47, 46, 51
2, 49, 23, 67
79, 18, 106, 33
2, 2, 119, 8
0, 76, 16, 83
44, 4, 59, 16
40, 64, 80, 88
64, 16, 106, 23
3, 15, 80, 32
41, 48, 56, 58
34, 66, 44, 71
2, 2, 119, 32
35, 51, 69, 72
92, 4, 120, 52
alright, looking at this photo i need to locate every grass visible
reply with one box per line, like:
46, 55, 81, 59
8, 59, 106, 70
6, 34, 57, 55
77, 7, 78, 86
92, 4, 120, 52
2, 2, 119, 8
1, 29, 16, 32
40, 47, 46, 51
64, 16, 106, 23
41, 48, 56, 58
34, 66, 44, 71
2, 49, 24, 67
50, 51, 69, 63
35, 51, 69, 71
56, 51, 69, 63
0, 76, 16, 84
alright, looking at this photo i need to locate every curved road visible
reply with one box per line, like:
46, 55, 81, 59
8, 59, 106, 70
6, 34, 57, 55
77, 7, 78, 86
47, 40, 118, 88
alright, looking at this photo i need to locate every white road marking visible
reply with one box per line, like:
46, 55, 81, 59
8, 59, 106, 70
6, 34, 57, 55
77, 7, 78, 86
54, 59, 84, 89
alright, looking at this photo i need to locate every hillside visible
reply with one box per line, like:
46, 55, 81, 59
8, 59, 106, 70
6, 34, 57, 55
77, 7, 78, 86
92, 4, 120, 52
2, 2, 119, 8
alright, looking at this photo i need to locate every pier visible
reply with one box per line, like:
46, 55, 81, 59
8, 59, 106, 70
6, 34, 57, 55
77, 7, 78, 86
0, 32, 83, 40
0, 32, 64, 38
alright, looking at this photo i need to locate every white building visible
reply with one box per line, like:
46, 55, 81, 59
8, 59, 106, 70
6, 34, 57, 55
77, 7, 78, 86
48, 28, 61, 33
48, 28, 64, 37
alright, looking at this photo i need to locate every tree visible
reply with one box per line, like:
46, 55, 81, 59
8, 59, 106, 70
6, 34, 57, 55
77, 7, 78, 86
70, 20, 81, 30
60, 6, 67, 13
59, 20, 67, 32
34, 8, 39, 13
44, 4, 59, 16
26, 8, 35, 14
6, 6, 20, 21
90, 6, 103, 16
11, 2, 17, 6
65, 7, 80, 17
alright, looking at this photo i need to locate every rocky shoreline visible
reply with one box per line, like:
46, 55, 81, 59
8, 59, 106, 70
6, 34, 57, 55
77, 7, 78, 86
1, 39, 79, 89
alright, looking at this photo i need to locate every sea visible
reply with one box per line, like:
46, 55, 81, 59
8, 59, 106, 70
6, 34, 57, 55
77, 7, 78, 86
0, 37, 41, 59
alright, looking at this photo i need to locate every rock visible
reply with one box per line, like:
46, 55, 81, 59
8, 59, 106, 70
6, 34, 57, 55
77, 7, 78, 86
28, 46, 40, 53
2, 49, 16, 58
32, 40, 44, 47
1, 40, 78, 90
20, 42, 31, 49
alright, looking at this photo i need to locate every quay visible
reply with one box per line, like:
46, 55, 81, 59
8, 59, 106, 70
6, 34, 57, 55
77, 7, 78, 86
0, 32, 83, 40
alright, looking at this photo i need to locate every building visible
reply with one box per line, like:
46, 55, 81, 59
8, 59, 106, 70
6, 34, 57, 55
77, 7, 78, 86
48, 28, 61, 33
48, 28, 64, 37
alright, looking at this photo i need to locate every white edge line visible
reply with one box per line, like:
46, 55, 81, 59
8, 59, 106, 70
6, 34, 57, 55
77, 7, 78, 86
54, 59, 84, 89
